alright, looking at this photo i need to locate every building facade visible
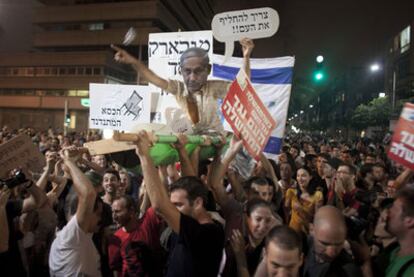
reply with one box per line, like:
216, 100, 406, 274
0, 0, 214, 131
384, 22, 414, 113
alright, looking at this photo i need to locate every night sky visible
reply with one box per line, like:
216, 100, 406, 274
1, 0, 414, 80
216, 0, 414, 79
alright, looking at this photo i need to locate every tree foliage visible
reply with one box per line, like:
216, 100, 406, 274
351, 97, 391, 130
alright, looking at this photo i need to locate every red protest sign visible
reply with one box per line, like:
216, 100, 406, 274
221, 70, 276, 160
388, 103, 414, 170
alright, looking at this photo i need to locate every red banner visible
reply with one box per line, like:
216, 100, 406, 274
221, 70, 276, 160
388, 103, 414, 170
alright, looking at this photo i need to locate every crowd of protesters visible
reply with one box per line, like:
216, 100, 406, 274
1, 125, 414, 277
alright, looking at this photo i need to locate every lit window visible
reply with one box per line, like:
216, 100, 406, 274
400, 25, 410, 54
77, 90, 89, 97
89, 23, 104, 31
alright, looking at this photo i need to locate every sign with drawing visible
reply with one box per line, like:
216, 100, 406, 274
89, 83, 151, 131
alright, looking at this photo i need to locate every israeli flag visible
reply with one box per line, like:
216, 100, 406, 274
212, 54, 295, 159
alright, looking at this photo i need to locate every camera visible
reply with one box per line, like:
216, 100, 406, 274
0, 171, 28, 189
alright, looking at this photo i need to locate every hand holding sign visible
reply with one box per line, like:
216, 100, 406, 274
212, 7, 279, 63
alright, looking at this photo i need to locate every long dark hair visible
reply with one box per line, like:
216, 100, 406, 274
296, 166, 318, 197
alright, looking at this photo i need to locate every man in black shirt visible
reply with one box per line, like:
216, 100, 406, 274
134, 131, 225, 277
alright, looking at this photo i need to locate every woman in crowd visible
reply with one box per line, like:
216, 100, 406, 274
284, 166, 323, 235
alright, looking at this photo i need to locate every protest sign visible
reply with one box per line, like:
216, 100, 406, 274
0, 134, 46, 179
213, 54, 294, 158
212, 7, 279, 63
89, 84, 151, 131
148, 30, 213, 88
388, 103, 414, 169
221, 69, 276, 160
148, 31, 213, 128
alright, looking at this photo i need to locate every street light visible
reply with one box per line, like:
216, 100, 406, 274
379, 92, 386, 98
316, 55, 324, 63
370, 63, 380, 72
300, 110, 304, 114
309, 104, 314, 108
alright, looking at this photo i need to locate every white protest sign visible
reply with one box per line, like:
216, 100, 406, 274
148, 31, 213, 129
212, 7, 279, 63
148, 30, 213, 86
89, 83, 151, 131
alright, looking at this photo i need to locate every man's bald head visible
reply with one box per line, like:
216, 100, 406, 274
314, 206, 346, 234
312, 206, 347, 262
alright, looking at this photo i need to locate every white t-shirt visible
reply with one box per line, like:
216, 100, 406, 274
49, 215, 101, 277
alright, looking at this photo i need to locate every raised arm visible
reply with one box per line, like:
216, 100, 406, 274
134, 131, 181, 233
394, 167, 414, 190
111, 44, 168, 90
240, 38, 254, 79
173, 133, 196, 177
22, 179, 48, 213
36, 151, 57, 191
208, 135, 243, 207
60, 147, 97, 232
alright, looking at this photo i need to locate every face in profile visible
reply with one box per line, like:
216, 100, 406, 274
266, 241, 303, 277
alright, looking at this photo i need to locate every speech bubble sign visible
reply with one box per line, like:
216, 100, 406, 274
212, 7, 279, 64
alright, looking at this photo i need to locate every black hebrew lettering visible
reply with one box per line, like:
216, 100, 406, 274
168, 61, 180, 75
179, 40, 189, 50
149, 40, 211, 56
159, 42, 167, 55
198, 40, 210, 51
168, 41, 179, 54
258, 22, 270, 31
148, 42, 158, 57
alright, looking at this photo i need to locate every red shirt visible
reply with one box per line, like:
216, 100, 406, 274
108, 207, 162, 277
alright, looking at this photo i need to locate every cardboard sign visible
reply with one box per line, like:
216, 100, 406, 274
0, 134, 46, 178
84, 139, 135, 155
212, 7, 279, 64
148, 31, 213, 126
89, 84, 151, 131
221, 70, 276, 160
388, 103, 414, 169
